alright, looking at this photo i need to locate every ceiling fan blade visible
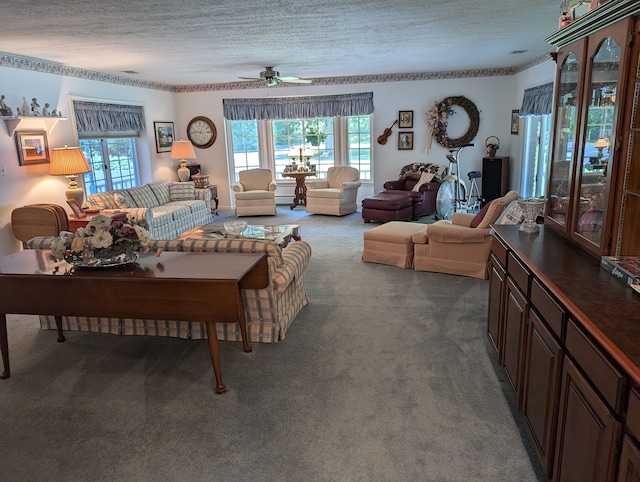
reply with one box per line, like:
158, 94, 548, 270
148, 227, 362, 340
280, 78, 312, 84
238, 77, 262, 80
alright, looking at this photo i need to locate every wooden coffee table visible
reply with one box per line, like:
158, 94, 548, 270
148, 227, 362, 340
179, 224, 301, 248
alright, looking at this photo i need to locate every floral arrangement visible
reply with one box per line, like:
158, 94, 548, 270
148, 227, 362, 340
425, 98, 455, 153
51, 214, 151, 264
485, 136, 500, 157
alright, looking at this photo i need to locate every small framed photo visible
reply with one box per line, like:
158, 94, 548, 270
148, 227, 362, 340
154, 121, 174, 153
511, 110, 520, 135
66, 198, 85, 218
398, 132, 414, 150
15, 130, 49, 165
399, 110, 413, 128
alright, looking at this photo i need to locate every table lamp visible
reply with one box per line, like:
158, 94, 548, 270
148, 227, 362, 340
171, 140, 197, 182
594, 138, 609, 160
49, 145, 92, 207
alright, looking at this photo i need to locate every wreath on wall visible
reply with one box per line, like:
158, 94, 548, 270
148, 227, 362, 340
425, 95, 480, 153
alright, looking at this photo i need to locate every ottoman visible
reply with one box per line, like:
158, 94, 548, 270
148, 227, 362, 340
361, 191, 416, 223
362, 221, 425, 268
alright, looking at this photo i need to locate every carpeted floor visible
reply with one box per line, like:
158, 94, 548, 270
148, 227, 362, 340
0, 207, 544, 481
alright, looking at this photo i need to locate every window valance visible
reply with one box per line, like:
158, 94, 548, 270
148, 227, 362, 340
223, 92, 374, 121
73, 101, 146, 132
520, 82, 554, 117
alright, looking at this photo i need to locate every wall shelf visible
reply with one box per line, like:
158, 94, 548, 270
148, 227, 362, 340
1, 116, 67, 137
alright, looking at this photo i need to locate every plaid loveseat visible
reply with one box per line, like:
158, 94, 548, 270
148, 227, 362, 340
29, 237, 311, 343
87, 179, 212, 240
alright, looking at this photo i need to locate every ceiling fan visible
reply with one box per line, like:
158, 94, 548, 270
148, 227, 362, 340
239, 67, 312, 87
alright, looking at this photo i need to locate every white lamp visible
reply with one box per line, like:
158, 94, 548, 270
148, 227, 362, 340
171, 140, 197, 182
49, 145, 92, 207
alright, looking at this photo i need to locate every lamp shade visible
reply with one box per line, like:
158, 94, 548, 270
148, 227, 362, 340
594, 138, 609, 149
49, 146, 91, 176
170, 140, 197, 160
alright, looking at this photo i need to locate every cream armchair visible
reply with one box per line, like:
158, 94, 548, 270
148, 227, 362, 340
232, 168, 277, 216
306, 166, 361, 216
412, 191, 520, 279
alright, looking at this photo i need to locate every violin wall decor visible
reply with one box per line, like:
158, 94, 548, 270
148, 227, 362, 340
377, 120, 397, 145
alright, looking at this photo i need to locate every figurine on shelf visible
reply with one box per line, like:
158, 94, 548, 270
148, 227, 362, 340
559, 11, 572, 28
41, 103, 50, 116
21, 97, 29, 116
51, 108, 58, 117
0, 95, 13, 116
31, 98, 41, 116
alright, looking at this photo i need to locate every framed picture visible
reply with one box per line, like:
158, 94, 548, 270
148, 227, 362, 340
399, 110, 413, 128
154, 121, 175, 153
66, 198, 85, 218
15, 130, 49, 165
511, 110, 520, 135
398, 132, 414, 150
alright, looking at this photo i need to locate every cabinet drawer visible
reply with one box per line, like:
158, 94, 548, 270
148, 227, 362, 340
530, 278, 565, 340
507, 251, 530, 296
491, 235, 508, 267
627, 389, 640, 440
566, 319, 626, 413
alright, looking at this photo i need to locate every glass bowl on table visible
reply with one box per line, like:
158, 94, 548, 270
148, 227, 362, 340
223, 220, 248, 236
517, 198, 547, 233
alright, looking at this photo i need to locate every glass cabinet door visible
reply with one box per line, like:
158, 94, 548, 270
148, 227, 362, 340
571, 30, 625, 251
547, 44, 585, 229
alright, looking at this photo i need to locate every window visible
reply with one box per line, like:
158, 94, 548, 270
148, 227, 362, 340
80, 138, 140, 195
520, 114, 551, 198
227, 115, 371, 182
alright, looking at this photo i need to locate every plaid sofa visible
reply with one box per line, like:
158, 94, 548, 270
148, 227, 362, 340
29, 237, 312, 343
86, 179, 212, 240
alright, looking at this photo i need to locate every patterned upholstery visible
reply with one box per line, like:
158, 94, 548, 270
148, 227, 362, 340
87, 180, 212, 239
34, 237, 312, 344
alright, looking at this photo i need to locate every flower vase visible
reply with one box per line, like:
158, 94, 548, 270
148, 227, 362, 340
517, 198, 547, 233
489, 149, 497, 158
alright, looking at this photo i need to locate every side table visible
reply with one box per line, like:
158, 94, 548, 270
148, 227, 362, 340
282, 172, 316, 209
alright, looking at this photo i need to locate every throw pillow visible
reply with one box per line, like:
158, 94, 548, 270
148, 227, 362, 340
495, 200, 526, 225
412, 171, 435, 191
470, 201, 492, 228
169, 181, 196, 201
476, 191, 520, 229
113, 192, 134, 209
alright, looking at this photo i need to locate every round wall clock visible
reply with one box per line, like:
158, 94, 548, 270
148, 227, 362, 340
187, 116, 216, 148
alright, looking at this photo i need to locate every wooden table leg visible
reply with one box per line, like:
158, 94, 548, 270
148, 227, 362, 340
237, 292, 253, 354
54, 315, 66, 343
204, 322, 226, 394
0, 314, 9, 379
290, 176, 308, 209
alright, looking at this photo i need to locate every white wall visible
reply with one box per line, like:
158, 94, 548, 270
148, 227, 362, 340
0, 60, 556, 256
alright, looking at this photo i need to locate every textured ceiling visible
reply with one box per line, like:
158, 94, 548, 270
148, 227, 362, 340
2, 0, 561, 87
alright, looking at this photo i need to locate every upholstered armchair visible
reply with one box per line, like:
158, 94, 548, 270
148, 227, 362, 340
306, 166, 361, 216
232, 168, 277, 216
412, 191, 520, 279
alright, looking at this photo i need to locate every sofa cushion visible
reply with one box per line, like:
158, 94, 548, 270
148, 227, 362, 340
128, 184, 160, 208
113, 191, 135, 208
495, 199, 526, 225
169, 181, 196, 201
88, 191, 117, 210
148, 179, 171, 205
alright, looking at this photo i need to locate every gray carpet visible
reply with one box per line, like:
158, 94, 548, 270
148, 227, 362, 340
0, 207, 544, 481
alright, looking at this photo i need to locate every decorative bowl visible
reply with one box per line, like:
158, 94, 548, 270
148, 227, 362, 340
224, 220, 248, 235
517, 198, 547, 233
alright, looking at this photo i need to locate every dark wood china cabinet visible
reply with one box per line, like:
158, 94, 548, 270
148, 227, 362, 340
546, 2, 640, 258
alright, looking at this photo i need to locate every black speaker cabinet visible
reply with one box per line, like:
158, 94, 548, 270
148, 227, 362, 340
482, 156, 509, 204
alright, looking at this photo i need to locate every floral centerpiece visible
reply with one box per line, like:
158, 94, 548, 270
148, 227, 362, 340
425, 98, 455, 153
51, 214, 151, 266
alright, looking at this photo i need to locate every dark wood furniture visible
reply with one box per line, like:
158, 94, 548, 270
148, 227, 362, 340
488, 225, 640, 480
0, 250, 268, 394
545, 3, 640, 258
482, 156, 509, 204
282, 171, 315, 209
